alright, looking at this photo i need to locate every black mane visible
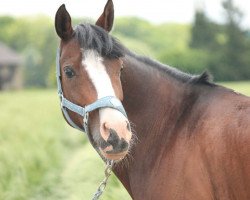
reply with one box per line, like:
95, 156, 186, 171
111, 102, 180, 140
126, 51, 214, 85
74, 23, 213, 85
74, 23, 125, 59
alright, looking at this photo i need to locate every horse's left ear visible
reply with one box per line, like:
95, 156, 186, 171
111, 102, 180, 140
95, 0, 114, 32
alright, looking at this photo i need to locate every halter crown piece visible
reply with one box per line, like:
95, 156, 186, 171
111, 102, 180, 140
56, 48, 128, 133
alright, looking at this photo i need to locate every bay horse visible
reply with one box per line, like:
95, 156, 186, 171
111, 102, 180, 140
55, 0, 250, 199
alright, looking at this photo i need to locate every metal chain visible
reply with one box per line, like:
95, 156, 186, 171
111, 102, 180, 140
92, 160, 114, 200
83, 112, 114, 199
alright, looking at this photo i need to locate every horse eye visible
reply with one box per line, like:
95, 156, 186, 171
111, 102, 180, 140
64, 66, 75, 78
120, 65, 124, 72
119, 65, 124, 77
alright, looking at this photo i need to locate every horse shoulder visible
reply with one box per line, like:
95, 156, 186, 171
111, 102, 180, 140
194, 88, 250, 199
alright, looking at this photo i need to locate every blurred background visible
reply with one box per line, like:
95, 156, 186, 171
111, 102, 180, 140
0, 0, 249, 199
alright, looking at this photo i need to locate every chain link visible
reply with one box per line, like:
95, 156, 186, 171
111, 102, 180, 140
83, 112, 114, 200
92, 160, 114, 200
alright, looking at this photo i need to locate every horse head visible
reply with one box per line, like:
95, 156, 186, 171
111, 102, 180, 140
55, 0, 132, 161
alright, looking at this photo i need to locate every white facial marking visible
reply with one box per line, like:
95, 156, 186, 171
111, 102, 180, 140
82, 50, 130, 142
82, 50, 115, 99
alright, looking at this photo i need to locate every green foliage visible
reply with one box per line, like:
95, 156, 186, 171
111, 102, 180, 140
221, 0, 250, 81
0, 90, 131, 200
114, 33, 156, 57
114, 18, 190, 55
22, 47, 42, 87
0, 16, 57, 87
189, 11, 220, 50
114, 17, 152, 40
189, 0, 250, 81
220, 81, 250, 95
158, 48, 209, 74
0, 0, 249, 87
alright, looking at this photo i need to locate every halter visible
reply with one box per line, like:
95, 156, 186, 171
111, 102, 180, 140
56, 48, 128, 200
56, 48, 128, 133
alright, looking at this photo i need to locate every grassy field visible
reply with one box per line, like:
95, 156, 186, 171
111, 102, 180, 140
220, 81, 250, 96
0, 82, 249, 200
0, 90, 130, 200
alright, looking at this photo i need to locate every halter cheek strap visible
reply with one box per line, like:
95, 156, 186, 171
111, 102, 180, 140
56, 49, 128, 133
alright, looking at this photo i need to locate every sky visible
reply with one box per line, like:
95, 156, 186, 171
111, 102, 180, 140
0, 0, 250, 28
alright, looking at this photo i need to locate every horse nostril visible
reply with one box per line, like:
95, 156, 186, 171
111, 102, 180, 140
106, 128, 129, 153
107, 129, 119, 146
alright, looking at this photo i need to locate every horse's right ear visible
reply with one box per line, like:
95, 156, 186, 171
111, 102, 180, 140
55, 4, 73, 40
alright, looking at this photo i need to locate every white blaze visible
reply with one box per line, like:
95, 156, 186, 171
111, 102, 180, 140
82, 50, 130, 142
82, 50, 115, 99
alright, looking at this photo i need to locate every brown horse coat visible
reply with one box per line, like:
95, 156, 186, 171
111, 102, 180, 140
114, 54, 250, 199
55, 1, 250, 199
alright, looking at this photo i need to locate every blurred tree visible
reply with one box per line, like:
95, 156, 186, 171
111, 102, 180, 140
0, 16, 15, 43
189, 0, 250, 81
158, 48, 209, 74
114, 18, 190, 56
0, 9, 249, 86
113, 17, 152, 39
220, 0, 250, 80
189, 10, 219, 50
0, 16, 58, 87
23, 47, 42, 87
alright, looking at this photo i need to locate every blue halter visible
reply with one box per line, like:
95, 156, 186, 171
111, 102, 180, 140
56, 49, 128, 133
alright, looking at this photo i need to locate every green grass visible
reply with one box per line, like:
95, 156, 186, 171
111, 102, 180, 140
0, 89, 130, 200
0, 82, 249, 200
220, 81, 250, 96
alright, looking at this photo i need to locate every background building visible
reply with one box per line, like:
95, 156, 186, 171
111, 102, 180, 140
0, 42, 22, 90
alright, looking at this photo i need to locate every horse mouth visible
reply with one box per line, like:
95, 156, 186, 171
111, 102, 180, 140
97, 128, 131, 161
99, 147, 128, 161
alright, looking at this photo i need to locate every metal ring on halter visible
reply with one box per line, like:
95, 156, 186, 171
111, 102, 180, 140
83, 112, 89, 130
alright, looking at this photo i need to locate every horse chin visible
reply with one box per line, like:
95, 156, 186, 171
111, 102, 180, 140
99, 148, 128, 161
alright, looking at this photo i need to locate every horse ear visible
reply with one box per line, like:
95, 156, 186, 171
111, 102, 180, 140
55, 4, 74, 40
95, 0, 114, 32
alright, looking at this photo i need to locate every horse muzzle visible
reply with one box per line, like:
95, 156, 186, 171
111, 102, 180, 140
98, 112, 132, 160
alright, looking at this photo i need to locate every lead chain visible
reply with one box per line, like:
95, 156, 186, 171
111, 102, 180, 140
92, 160, 114, 200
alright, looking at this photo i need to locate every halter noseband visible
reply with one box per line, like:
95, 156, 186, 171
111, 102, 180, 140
56, 49, 127, 133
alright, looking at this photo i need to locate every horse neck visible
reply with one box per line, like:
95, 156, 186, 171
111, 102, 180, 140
122, 53, 191, 135
114, 53, 194, 196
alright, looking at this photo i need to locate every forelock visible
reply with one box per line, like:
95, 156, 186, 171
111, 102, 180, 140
74, 23, 125, 59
